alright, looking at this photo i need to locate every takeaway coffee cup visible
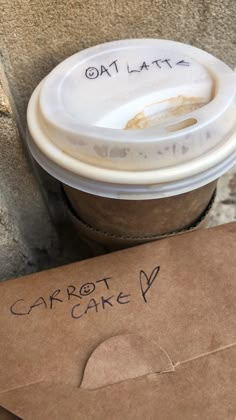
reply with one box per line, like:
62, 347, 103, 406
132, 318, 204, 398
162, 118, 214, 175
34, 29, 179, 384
27, 39, 236, 252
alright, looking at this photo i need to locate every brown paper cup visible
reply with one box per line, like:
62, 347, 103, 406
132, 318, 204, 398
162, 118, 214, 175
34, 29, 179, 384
63, 183, 216, 256
26, 40, 236, 258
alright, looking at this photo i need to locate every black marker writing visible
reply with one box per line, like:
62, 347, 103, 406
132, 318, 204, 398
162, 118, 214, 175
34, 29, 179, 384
162, 59, 172, 68
71, 291, 131, 320
140, 265, 160, 303
96, 277, 112, 290
152, 60, 161, 69
109, 59, 119, 73
49, 289, 63, 309
85, 60, 119, 80
10, 299, 29, 316
10, 297, 48, 315
9, 263, 161, 321
127, 64, 140, 74
85, 57, 191, 80
152, 59, 162, 68
29, 297, 47, 313
71, 303, 83, 319
67, 285, 82, 300
100, 65, 111, 77
80, 282, 95, 296
117, 291, 131, 304
71, 298, 101, 319
85, 67, 99, 79
176, 60, 190, 66
140, 61, 150, 71
86, 298, 100, 313
9, 276, 113, 317
101, 295, 114, 309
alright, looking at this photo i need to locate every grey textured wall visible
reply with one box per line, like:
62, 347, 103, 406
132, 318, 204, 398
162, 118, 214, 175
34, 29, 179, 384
0, 0, 236, 280
2, 0, 236, 125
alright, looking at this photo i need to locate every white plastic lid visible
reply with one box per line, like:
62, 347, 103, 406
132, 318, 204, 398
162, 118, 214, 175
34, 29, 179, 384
27, 39, 236, 199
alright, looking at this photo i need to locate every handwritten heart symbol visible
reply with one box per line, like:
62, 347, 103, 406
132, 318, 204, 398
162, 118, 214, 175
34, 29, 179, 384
140, 265, 160, 303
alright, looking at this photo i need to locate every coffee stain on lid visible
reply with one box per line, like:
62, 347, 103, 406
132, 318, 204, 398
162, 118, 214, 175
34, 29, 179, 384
125, 96, 208, 130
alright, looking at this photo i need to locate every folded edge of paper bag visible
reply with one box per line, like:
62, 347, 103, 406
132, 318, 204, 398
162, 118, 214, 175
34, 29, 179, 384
0, 343, 236, 420
1, 221, 236, 419
0, 406, 21, 419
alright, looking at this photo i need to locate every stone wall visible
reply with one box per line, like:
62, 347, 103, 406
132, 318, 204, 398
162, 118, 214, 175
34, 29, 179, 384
0, 0, 236, 280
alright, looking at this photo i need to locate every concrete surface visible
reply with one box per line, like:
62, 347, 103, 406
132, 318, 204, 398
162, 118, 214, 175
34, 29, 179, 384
209, 168, 236, 228
0, 63, 91, 281
1, 0, 236, 128
0, 0, 236, 280
0, 64, 59, 280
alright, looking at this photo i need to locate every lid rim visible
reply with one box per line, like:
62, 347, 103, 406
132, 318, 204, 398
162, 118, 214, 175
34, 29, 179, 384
27, 100, 236, 184
27, 127, 236, 199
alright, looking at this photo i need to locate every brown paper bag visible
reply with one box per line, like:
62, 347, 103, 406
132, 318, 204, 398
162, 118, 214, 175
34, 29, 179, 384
0, 222, 236, 419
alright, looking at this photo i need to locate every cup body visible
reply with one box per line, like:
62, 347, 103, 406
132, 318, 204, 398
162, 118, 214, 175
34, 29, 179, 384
63, 181, 217, 253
